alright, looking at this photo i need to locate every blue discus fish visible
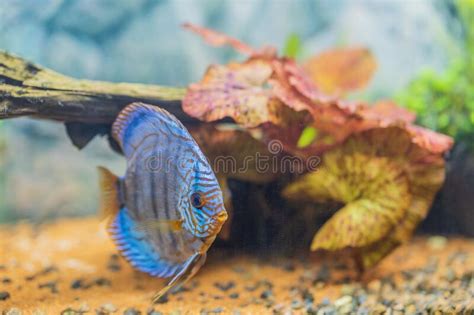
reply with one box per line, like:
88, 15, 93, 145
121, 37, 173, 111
98, 102, 228, 302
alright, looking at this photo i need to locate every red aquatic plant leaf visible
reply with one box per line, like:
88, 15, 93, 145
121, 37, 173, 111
359, 100, 416, 125
183, 59, 284, 127
304, 47, 377, 95
183, 23, 325, 129
269, 58, 333, 113
357, 101, 453, 154
405, 125, 454, 154
183, 24, 453, 160
274, 98, 453, 160
183, 56, 321, 129
182, 23, 277, 58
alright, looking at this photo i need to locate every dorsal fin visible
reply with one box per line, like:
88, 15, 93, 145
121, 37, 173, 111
97, 166, 120, 219
111, 102, 189, 156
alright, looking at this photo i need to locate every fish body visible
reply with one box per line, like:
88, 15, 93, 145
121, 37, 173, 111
98, 103, 227, 301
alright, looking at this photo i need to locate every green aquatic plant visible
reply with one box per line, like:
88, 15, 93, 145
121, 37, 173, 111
397, 0, 474, 148
283, 33, 303, 59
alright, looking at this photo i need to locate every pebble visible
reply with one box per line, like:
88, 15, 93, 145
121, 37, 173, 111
244, 279, 272, 292
38, 281, 58, 294
302, 288, 314, 303
282, 262, 295, 272
25, 266, 58, 281
123, 308, 141, 315
231, 266, 245, 274
154, 294, 169, 304
367, 280, 381, 292
107, 254, 121, 272
321, 297, 331, 305
340, 284, 355, 296
445, 267, 456, 282
447, 251, 467, 264
405, 304, 417, 314
78, 303, 90, 313
427, 236, 447, 250
1, 277, 12, 284
3, 308, 22, 315
334, 295, 352, 308
146, 309, 163, 315
60, 308, 86, 315
96, 303, 117, 315
200, 307, 224, 314
316, 306, 336, 315
371, 303, 387, 314
95, 277, 112, 287
290, 299, 303, 310
313, 264, 330, 284
214, 281, 235, 292
71, 279, 84, 289
229, 292, 239, 299
0, 291, 10, 300
61, 303, 89, 315
260, 289, 273, 299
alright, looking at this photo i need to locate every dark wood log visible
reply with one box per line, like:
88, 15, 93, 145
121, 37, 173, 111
0, 50, 194, 124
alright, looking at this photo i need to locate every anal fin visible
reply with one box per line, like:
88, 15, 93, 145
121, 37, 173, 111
152, 252, 206, 303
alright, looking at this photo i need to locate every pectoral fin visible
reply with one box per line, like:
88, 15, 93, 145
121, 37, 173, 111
152, 252, 206, 303
217, 176, 232, 240
97, 166, 120, 219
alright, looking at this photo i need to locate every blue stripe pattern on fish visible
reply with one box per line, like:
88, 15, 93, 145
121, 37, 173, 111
97, 102, 228, 302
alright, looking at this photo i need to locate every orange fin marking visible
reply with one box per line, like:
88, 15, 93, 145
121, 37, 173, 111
134, 219, 183, 234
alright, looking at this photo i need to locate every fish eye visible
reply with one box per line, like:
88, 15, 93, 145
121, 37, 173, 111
190, 191, 206, 209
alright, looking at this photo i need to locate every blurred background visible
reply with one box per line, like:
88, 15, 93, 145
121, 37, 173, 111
0, 0, 472, 235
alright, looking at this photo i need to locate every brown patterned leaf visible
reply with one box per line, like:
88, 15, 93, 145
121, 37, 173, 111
284, 145, 411, 250
304, 47, 377, 95
359, 100, 416, 125
183, 60, 281, 127
270, 58, 332, 112
283, 126, 447, 269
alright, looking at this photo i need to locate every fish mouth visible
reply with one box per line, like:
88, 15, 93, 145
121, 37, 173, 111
190, 210, 228, 239
207, 223, 222, 236
215, 210, 228, 224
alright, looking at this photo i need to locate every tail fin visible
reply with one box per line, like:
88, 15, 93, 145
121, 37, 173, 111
97, 166, 120, 219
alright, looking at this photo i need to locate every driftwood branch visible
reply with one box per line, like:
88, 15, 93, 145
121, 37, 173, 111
0, 50, 193, 124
